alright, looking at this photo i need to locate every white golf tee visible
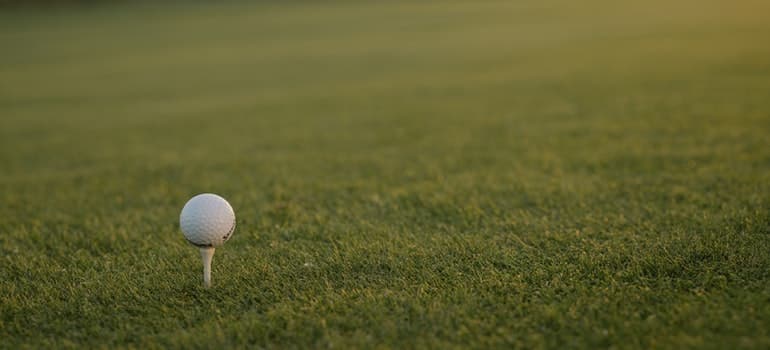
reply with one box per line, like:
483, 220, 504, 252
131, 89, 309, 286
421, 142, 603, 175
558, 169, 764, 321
200, 247, 215, 288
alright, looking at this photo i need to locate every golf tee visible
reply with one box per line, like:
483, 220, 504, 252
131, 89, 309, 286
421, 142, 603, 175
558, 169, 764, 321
200, 247, 215, 288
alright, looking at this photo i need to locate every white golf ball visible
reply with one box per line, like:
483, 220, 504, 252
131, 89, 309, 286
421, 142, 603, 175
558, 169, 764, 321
180, 193, 236, 247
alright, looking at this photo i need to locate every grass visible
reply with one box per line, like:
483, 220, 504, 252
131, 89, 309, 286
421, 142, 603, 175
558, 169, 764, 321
1, 0, 770, 348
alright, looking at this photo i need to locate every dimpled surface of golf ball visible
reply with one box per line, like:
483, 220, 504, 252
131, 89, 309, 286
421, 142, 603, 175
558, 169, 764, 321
180, 193, 235, 247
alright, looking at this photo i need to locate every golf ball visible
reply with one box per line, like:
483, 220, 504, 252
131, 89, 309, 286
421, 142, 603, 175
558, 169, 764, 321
180, 193, 236, 247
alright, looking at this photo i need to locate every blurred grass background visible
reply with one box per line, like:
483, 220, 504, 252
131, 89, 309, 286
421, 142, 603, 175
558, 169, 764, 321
1, 0, 770, 348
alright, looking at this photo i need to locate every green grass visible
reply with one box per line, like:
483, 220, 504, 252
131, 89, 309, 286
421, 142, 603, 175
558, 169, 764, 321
2, 0, 770, 348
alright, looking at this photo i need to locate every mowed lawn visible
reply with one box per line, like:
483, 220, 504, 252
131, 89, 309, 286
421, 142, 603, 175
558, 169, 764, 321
1, 0, 770, 348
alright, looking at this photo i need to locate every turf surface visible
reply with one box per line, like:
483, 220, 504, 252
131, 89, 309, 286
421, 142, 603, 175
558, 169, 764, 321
1, 1, 770, 348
